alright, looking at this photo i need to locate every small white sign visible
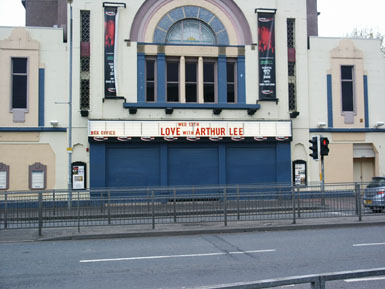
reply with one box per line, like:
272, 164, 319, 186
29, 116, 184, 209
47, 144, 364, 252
0, 171, 7, 189
32, 171, 44, 189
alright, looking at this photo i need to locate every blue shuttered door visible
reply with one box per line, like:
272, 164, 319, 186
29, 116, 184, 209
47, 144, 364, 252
106, 145, 160, 187
226, 145, 277, 184
168, 146, 219, 186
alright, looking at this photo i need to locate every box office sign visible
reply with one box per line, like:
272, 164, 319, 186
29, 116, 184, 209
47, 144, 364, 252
88, 121, 292, 138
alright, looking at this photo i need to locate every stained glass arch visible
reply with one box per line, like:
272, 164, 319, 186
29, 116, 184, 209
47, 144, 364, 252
166, 19, 216, 45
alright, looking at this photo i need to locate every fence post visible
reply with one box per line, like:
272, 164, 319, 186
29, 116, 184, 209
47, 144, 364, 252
53, 190, 56, 216
4, 192, 8, 229
237, 186, 240, 221
173, 189, 177, 223
151, 190, 155, 229
355, 183, 362, 221
311, 276, 326, 289
296, 186, 301, 218
108, 190, 111, 225
77, 191, 80, 233
292, 186, 296, 224
224, 188, 227, 227
38, 192, 43, 236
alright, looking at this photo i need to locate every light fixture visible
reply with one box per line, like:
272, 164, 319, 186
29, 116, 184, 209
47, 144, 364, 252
317, 122, 327, 128
375, 122, 384, 128
50, 120, 59, 126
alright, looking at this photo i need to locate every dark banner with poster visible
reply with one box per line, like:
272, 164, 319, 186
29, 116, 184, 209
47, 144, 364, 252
104, 7, 118, 97
258, 12, 276, 100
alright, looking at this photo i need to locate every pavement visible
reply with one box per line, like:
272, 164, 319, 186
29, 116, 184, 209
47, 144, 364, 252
1, 215, 385, 243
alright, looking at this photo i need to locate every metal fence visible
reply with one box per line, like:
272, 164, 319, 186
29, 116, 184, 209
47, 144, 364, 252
0, 183, 383, 235
210, 267, 385, 289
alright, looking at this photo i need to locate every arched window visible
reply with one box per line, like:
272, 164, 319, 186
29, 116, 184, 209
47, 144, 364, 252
166, 19, 216, 45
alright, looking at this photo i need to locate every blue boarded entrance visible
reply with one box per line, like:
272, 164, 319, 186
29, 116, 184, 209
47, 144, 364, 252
90, 141, 291, 188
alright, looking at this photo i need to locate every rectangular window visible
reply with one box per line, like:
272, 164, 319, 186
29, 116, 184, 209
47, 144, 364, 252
203, 60, 215, 103
167, 60, 179, 102
146, 59, 155, 102
341, 65, 354, 112
227, 61, 236, 103
185, 60, 197, 102
12, 57, 28, 109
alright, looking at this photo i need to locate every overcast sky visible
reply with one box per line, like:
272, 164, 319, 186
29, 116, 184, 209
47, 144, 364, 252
0, 0, 384, 37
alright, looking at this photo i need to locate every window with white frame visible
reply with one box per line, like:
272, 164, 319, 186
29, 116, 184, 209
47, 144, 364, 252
167, 59, 180, 102
11, 57, 28, 110
227, 60, 236, 103
185, 59, 198, 102
146, 59, 156, 102
341, 65, 354, 112
203, 60, 216, 103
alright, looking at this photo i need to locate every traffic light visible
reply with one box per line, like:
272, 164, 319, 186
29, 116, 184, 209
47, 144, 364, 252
320, 137, 329, 156
309, 136, 319, 160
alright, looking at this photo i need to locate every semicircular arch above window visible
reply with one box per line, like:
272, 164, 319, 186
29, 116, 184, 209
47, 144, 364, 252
153, 6, 229, 45
166, 19, 216, 45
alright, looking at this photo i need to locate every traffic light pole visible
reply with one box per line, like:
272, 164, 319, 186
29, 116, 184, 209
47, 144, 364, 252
321, 155, 325, 206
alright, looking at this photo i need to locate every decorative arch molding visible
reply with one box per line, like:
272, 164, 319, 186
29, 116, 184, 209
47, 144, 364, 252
130, 0, 252, 45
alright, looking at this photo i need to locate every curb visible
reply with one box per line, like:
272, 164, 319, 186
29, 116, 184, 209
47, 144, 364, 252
39, 220, 385, 242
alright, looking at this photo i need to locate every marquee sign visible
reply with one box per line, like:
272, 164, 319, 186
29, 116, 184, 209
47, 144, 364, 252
88, 121, 291, 138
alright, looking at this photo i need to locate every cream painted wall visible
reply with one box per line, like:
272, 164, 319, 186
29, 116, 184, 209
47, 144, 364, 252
308, 36, 385, 182
0, 27, 68, 190
0, 144, 56, 191
324, 143, 354, 183
0, 28, 39, 127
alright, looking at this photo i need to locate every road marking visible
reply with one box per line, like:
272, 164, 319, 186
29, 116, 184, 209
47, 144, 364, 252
345, 276, 385, 282
80, 249, 276, 263
353, 242, 385, 247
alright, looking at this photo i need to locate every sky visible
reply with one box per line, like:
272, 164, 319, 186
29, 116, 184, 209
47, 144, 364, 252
0, 0, 384, 37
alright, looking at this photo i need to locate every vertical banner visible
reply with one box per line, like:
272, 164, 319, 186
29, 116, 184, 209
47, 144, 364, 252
104, 7, 118, 97
258, 12, 276, 100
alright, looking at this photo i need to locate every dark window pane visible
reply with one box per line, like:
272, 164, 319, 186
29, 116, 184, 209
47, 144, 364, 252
146, 82, 155, 102
342, 82, 354, 111
146, 60, 154, 81
204, 62, 215, 82
186, 84, 197, 102
12, 58, 27, 73
204, 84, 215, 102
12, 75, 27, 108
167, 62, 179, 82
227, 84, 235, 103
167, 83, 179, 102
227, 62, 235, 82
185, 62, 197, 82
341, 66, 353, 80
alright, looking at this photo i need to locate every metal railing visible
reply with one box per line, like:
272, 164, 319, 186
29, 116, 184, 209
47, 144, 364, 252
0, 183, 383, 235
210, 267, 385, 289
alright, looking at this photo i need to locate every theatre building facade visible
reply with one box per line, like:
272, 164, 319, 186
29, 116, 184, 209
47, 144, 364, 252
77, 0, 313, 189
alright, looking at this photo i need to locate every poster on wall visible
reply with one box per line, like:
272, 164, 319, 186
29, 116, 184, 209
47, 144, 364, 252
293, 160, 307, 186
258, 12, 276, 100
72, 164, 86, 190
104, 6, 118, 97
